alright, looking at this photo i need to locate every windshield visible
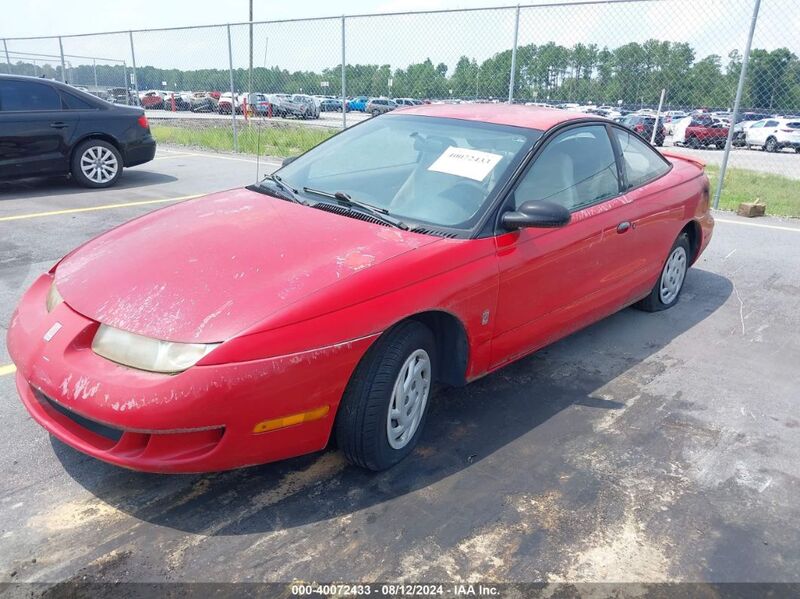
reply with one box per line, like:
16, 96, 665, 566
274, 114, 540, 230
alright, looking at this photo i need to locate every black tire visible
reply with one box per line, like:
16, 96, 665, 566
335, 320, 436, 471
70, 139, 123, 189
634, 232, 691, 312
795, 147, 800, 154
687, 136, 700, 149
765, 137, 778, 153
372, 109, 380, 117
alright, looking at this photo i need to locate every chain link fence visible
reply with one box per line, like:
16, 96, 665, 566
2, 0, 798, 213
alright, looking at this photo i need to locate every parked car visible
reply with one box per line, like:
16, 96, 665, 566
190, 92, 218, 113
347, 96, 369, 111
161, 91, 191, 111
394, 98, 422, 107
367, 98, 397, 116
279, 94, 319, 119
620, 114, 666, 146
674, 115, 728, 149
218, 92, 241, 115
732, 112, 775, 146
7, 104, 712, 473
266, 93, 291, 117
320, 98, 344, 112
107, 87, 136, 105
138, 90, 164, 110
0, 74, 156, 188
241, 92, 272, 116
744, 118, 800, 153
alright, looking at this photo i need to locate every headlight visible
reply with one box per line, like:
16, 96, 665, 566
91, 324, 220, 374
46, 282, 64, 313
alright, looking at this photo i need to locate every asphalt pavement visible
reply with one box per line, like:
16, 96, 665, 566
0, 148, 798, 586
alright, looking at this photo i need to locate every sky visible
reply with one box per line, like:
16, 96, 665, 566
2, 0, 798, 75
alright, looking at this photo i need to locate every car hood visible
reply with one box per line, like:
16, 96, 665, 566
55, 188, 438, 343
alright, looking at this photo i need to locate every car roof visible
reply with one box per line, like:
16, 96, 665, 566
392, 103, 591, 131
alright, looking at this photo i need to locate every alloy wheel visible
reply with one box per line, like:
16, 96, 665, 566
80, 146, 118, 184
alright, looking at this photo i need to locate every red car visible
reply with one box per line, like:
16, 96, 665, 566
682, 117, 729, 148
7, 105, 713, 473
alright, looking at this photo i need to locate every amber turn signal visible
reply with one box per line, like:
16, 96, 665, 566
252, 405, 330, 434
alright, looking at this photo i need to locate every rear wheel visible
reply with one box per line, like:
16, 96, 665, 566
765, 137, 778, 153
335, 320, 435, 471
71, 140, 122, 188
634, 232, 691, 312
687, 136, 700, 149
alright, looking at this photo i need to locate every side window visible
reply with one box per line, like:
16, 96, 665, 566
750, 121, 765, 128
613, 128, 670, 189
61, 92, 94, 110
515, 125, 620, 211
0, 80, 62, 111
765, 120, 778, 127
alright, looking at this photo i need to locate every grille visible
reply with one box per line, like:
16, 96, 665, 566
33, 388, 124, 443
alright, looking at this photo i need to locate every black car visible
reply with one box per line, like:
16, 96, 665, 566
0, 75, 156, 188
620, 114, 666, 146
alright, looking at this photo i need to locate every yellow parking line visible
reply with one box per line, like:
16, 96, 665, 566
0, 194, 203, 223
0, 364, 16, 377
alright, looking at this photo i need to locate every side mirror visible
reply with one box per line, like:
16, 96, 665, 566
501, 200, 571, 231
282, 156, 298, 167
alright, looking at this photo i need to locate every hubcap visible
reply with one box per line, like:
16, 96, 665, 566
386, 349, 431, 450
659, 246, 687, 304
80, 146, 118, 183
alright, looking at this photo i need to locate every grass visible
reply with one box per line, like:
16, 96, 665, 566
706, 164, 800, 218
151, 123, 335, 158
152, 124, 799, 218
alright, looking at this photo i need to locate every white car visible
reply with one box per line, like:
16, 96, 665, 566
744, 118, 800, 152
218, 92, 242, 114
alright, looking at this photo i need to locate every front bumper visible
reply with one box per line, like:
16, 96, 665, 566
7, 275, 375, 473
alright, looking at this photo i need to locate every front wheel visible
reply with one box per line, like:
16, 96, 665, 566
71, 140, 123, 188
335, 320, 436, 471
634, 232, 691, 312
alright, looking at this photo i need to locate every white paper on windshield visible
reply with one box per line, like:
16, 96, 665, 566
427, 146, 503, 182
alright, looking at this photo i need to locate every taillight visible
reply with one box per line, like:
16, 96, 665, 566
137, 115, 149, 129
634, 124, 644, 132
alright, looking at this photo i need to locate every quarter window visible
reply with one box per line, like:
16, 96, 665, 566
61, 92, 94, 110
613, 128, 670, 189
514, 125, 620, 211
0, 80, 62, 111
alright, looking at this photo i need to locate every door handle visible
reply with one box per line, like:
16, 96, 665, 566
616, 221, 632, 234
50, 122, 69, 129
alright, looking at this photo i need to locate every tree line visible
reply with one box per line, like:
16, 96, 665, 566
5, 39, 798, 111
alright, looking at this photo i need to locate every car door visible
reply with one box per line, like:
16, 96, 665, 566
762, 119, 779, 145
491, 123, 642, 368
746, 120, 766, 145
0, 79, 80, 179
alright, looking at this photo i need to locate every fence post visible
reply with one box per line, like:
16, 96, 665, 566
122, 61, 130, 104
714, 0, 762, 210
508, 5, 520, 104
92, 58, 98, 90
227, 24, 239, 152
58, 37, 67, 83
129, 31, 139, 100
2, 40, 10, 74
651, 88, 666, 145
341, 15, 347, 129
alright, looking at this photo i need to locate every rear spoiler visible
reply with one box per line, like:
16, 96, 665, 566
660, 149, 706, 170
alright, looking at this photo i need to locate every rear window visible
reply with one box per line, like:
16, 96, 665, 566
614, 128, 670, 189
0, 80, 62, 111
61, 92, 95, 110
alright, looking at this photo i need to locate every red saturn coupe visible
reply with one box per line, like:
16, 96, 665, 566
7, 104, 713, 473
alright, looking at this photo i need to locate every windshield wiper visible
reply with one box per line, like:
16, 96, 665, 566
302, 187, 408, 230
250, 174, 304, 204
